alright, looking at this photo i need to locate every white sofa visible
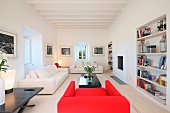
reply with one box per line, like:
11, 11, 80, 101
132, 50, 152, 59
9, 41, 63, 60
18, 65, 68, 94
70, 62, 103, 74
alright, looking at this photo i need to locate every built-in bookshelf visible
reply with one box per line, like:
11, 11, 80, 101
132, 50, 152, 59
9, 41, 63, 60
136, 14, 168, 108
108, 41, 113, 72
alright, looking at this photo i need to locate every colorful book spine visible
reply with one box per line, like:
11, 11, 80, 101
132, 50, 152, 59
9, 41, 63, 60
157, 56, 162, 69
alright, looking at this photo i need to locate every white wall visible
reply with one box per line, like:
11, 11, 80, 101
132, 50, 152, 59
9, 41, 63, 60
108, 0, 170, 110
0, 0, 57, 84
56, 28, 108, 69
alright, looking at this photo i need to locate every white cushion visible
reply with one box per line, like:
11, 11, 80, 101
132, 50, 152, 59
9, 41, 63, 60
74, 68, 84, 71
35, 68, 51, 78
93, 62, 98, 68
95, 68, 99, 71
75, 62, 83, 68
29, 71, 38, 78
83, 62, 91, 66
46, 65, 54, 76
51, 65, 59, 74
53, 72, 67, 77
26, 74, 31, 79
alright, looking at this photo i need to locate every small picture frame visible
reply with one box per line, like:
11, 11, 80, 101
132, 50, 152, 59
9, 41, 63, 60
0, 29, 17, 57
92, 46, 104, 56
60, 46, 72, 57
45, 43, 53, 56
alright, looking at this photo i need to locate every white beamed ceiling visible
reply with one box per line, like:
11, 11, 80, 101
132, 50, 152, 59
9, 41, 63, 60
27, 0, 128, 28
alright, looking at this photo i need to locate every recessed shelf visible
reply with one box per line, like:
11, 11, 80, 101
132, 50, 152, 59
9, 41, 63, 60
137, 76, 166, 89
137, 65, 166, 72
136, 14, 167, 109
137, 53, 167, 56
108, 41, 113, 71
136, 86, 166, 105
137, 30, 166, 41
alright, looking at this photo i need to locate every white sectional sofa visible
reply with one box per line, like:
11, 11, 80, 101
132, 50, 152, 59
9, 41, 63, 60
70, 62, 103, 74
18, 65, 68, 94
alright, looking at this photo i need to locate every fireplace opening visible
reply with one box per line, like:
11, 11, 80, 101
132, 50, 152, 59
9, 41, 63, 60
118, 56, 123, 70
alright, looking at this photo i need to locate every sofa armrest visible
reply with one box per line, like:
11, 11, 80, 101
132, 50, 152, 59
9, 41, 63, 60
63, 81, 75, 97
18, 78, 56, 94
70, 65, 76, 74
58, 96, 130, 113
105, 80, 121, 96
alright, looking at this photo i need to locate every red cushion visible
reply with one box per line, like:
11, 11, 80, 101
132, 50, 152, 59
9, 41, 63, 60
58, 96, 130, 113
55, 63, 59, 68
75, 88, 108, 96
63, 81, 75, 97
105, 80, 122, 96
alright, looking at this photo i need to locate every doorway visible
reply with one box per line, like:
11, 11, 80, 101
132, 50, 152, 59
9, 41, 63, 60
23, 27, 43, 75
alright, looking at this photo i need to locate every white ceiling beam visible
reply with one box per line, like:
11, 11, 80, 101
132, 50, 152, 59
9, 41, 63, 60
34, 4, 125, 11
40, 12, 119, 16
45, 16, 116, 20
27, 0, 128, 4
54, 25, 108, 28
49, 20, 112, 23
35, 7, 123, 11
52, 22, 110, 25
40, 10, 120, 13
52, 23, 109, 26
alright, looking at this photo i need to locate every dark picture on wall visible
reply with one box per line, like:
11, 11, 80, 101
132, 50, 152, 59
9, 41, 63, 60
45, 43, 53, 56
93, 46, 104, 56
60, 46, 72, 57
0, 30, 17, 57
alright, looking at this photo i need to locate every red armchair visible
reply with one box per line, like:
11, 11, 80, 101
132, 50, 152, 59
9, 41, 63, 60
58, 80, 130, 113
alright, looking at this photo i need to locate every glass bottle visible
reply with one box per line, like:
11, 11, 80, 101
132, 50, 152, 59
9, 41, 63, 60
160, 35, 167, 52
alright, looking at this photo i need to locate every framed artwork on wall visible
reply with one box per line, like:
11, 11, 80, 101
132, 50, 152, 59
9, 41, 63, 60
45, 43, 53, 56
0, 29, 17, 57
92, 46, 104, 56
60, 46, 72, 57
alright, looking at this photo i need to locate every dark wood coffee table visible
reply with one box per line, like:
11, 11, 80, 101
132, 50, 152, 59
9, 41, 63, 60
0, 87, 43, 113
79, 74, 101, 88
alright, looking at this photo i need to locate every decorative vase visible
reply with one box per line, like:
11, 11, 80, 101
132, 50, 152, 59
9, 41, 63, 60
0, 75, 5, 105
1, 70, 16, 94
87, 72, 93, 82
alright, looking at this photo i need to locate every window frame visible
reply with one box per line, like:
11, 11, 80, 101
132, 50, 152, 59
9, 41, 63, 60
75, 43, 89, 62
24, 38, 31, 64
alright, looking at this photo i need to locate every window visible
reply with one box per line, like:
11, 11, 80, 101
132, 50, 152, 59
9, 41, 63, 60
24, 38, 31, 64
76, 43, 89, 61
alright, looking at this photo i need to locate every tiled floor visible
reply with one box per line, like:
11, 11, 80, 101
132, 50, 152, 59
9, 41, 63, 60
21, 73, 170, 113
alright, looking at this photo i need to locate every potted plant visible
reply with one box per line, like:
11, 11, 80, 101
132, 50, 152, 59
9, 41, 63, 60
84, 64, 95, 81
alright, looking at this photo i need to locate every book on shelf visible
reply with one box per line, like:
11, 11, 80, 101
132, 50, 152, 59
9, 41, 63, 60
158, 95, 166, 100
137, 30, 140, 38
158, 56, 166, 70
157, 56, 162, 69
138, 79, 151, 90
153, 74, 160, 82
162, 57, 166, 70
159, 75, 167, 87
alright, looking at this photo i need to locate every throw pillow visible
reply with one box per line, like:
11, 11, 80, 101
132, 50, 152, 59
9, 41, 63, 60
75, 62, 83, 68
26, 74, 31, 79
29, 71, 38, 78
51, 65, 59, 74
35, 68, 51, 78
46, 65, 55, 76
